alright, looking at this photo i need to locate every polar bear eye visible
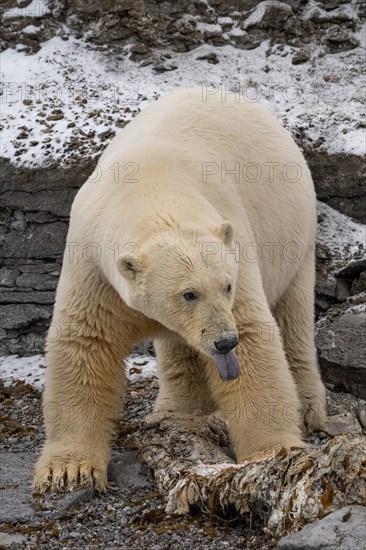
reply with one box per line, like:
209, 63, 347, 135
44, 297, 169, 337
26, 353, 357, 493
183, 292, 198, 301
226, 284, 232, 293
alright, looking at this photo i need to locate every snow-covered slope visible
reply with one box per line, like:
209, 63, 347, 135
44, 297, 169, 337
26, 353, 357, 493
1, 35, 365, 166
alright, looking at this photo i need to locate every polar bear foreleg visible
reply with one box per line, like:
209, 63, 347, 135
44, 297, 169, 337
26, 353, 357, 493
33, 271, 131, 493
206, 313, 305, 462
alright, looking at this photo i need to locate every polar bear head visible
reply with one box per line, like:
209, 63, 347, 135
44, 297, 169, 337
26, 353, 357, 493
117, 222, 240, 380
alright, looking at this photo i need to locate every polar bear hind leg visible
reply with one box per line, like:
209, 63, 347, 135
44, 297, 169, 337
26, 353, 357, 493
273, 247, 327, 434
154, 338, 216, 416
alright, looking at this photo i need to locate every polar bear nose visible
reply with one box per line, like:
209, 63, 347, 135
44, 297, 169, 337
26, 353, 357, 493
214, 336, 239, 353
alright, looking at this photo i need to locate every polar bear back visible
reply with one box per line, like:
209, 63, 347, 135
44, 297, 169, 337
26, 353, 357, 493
74, 88, 316, 308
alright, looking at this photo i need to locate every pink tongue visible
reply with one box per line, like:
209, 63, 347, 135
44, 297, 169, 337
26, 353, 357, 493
213, 351, 240, 381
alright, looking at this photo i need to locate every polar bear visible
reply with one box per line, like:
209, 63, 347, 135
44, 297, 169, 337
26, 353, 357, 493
34, 87, 326, 493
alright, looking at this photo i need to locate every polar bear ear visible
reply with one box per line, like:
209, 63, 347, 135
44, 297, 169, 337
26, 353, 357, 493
117, 254, 146, 280
215, 221, 234, 246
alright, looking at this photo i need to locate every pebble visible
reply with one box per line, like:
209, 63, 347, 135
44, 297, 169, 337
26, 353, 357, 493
46, 114, 64, 121
292, 50, 310, 64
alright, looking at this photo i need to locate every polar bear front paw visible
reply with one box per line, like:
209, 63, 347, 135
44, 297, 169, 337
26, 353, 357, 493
33, 450, 108, 493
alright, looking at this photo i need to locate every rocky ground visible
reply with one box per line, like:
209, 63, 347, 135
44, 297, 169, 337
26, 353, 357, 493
1, 353, 366, 549
0, 365, 278, 550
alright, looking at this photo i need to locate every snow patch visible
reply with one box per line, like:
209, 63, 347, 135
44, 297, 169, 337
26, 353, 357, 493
0, 353, 157, 389
217, 16, 233, 25
125, 355, 158, 383
317, 201, 365, 256
229, 26, 246, 37
20, 24, 42, 34
0, 354, 45, 390
196, 22, 222, 33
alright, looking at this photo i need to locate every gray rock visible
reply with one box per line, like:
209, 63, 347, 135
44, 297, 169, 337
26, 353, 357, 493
2, 189, 75, 219
0, 155, 95, 195
11, 210, 27, 231
326, 388, 366, 419
133, 340, 155, 356
244, 1, 293, 30
48, 488, 95, 517
0, 290, 55, 304
315, 203, 365, 305
0, 304, 52, 330
322, 0, 349, 10
352, 272, 366, 294
316, 312, 366, 399
306, 152, 366, 224
0, 450, 151, 528
0, 533, 27, 547
160, 1, 183, 15
0, 329, 47, 356
0, 452, 98, 523
337, 259, 366, 279
16, 272, 58, 291
359, 408, 366, 429
336, 260, 366, 297
335, 277, 351, 301
130, 43, 150, 55
26, 211, 59, 223
284, 0, 301, 9
303, 4, 357, 24
2, 222, 68, 259
0, 268, 20, 287
0, 452, 36, 523
277, 506, 366, 549
292, 49, 309, 64
97, 129, 115, 141
325, 412, 362, 436
108, 450, 151, 487
325, 26, 360, 53
69, 0, 134, 16
18, 263, 61, 274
